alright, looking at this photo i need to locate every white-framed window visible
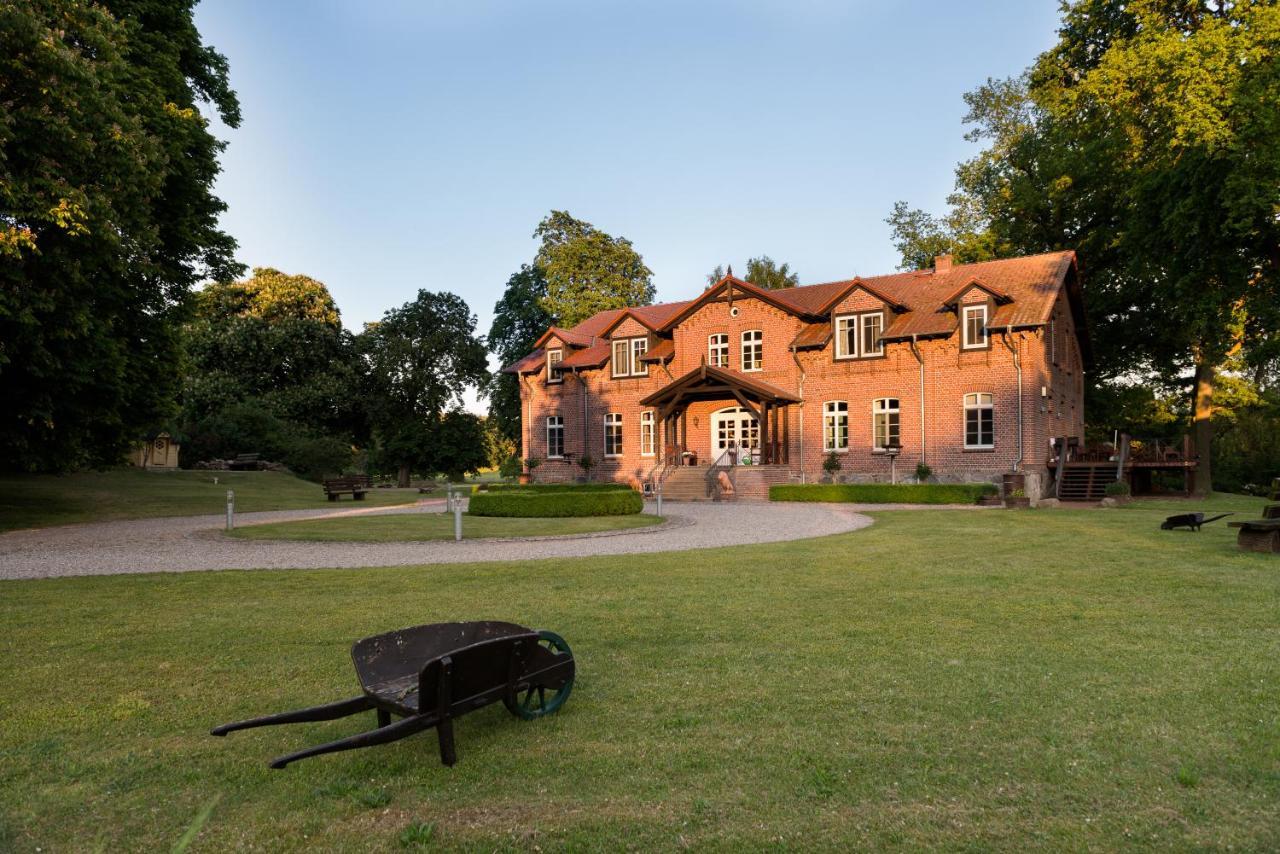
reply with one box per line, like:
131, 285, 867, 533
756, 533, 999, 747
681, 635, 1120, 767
823, 401, 848, 452
640, 411, 655, 457
708, 333, 729, 368
546, 348, 562, 383
631, 337, 649, 376
872, 398, 900, 450
611, 339, 630, 377
962, 304, 988, 350
741, 329, 763, 371
611, 337, 647, 377
546, 415, 564, 458
964, 393, 994, 449
834, 312, 885, 359
861, 313, 884, 357
604, 412, 623, 457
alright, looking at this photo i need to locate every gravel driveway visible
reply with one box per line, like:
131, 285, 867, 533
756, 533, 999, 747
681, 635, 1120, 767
0, 499, 876, 580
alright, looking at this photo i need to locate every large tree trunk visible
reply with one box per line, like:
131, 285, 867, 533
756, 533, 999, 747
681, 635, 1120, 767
397, 464, 411, 489
1192, 357, 1214, 496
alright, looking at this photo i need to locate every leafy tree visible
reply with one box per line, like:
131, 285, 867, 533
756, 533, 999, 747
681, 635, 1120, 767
360, 290, 489, 486
434, 410, 489, 482
486, 265, 553, 441
887, 1, 1280, 493
534, 210, 654, 327
182, 269, 366, 455
481, 415, 517, 469
706, 256, 801, 289
0, 0, 241, 471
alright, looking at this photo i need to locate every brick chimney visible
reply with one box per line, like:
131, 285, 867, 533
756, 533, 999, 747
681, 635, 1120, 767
934, 254, 953, 274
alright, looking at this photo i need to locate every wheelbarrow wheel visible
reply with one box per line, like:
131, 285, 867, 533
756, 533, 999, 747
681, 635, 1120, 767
505, 630, 574, 720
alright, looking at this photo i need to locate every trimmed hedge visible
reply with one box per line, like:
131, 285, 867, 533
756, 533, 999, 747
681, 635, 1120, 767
480, 482, 632, 494
769, 482, 998, 504
468, 488, 643, 517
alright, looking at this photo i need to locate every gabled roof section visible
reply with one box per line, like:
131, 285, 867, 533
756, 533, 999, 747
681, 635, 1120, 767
533, 325, 594, 349
639, 362, 801, 409
794, 277, 912, 314
940, 276, 1014, 307
501, 348, 546, 374
656, 276, 824, 331
637, 338, 675, 362
790, 323, 832, 350
558, 343, 611, 369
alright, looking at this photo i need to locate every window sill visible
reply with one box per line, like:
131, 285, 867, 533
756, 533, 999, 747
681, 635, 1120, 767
962, 447, 995, 453
823, 448, 849, 454
741, 367, 763, 373
604, 455, 622, 460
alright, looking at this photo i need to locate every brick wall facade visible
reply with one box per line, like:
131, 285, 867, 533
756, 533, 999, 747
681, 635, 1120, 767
516, 257, 1087, 499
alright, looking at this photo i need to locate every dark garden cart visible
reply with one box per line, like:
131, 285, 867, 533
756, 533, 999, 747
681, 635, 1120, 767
211, 621, 575, 769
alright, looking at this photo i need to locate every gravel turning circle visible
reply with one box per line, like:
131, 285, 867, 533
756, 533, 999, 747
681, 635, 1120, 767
0, 500, 874, 580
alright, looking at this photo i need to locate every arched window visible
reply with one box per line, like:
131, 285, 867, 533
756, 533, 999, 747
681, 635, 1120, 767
823, 401, 848, 452
964, 393, 994, 449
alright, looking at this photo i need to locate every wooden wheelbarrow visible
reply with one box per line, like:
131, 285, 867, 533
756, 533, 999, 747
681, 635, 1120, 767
211, 621, 575, 769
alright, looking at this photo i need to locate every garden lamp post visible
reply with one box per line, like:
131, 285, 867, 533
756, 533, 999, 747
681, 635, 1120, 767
884, 443, 901, 485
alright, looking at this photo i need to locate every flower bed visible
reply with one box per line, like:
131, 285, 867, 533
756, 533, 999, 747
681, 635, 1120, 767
769, 483, 998, 504
468, 487, 643, 517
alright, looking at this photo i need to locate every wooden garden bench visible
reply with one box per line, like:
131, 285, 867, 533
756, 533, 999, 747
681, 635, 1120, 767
229, 453, 262, 471
323, 475, 371, 501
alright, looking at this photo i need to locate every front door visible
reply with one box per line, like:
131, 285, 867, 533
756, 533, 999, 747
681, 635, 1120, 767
711, 407, 760, 462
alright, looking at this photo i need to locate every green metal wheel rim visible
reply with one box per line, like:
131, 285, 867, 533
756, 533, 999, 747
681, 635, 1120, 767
505, 630, 574, 720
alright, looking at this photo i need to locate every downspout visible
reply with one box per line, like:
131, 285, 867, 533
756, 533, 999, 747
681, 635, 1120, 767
521, 373, 533, 462
909, 334, 926, 465
1000, 327, 1024, 472
791, 345, 806, 483
576, 367, 588, 459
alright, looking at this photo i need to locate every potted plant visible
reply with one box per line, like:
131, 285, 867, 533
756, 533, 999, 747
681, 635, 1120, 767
1005, 488, 1031, 509
521, 456, 542, 485
822, 452, 843, 483
578, 453, 596, 483
915, 462, 933, 483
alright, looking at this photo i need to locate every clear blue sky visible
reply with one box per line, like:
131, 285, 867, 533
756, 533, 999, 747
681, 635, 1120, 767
196, 0, 1062, 391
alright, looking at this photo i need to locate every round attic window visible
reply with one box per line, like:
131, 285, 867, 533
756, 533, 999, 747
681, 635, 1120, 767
730, 306, 740, 317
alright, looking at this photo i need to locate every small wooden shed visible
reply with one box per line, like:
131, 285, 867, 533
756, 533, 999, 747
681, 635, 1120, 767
129, 433, 181, 469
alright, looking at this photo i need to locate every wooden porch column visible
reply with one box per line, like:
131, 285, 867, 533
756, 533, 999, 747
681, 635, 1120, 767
680, 409, 689, 457
781, 404, 789, 464
760, 402, 770, 464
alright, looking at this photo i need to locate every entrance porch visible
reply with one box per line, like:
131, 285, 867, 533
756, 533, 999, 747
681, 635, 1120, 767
639, 362, 802, 469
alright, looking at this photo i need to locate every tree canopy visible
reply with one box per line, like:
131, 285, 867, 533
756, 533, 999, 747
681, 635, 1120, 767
486, 264, 553, 442
0, 0, 241, 471
360, 290, 489, 486
534, 210, 654, 327
886, 0, 1280, 492
706, 256, 800, 290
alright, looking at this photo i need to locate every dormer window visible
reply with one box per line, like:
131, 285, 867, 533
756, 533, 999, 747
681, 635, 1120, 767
962, 304, 988, 350
611, 337, 648, 378
546, 348, 563, 383
834, 311, 885, 359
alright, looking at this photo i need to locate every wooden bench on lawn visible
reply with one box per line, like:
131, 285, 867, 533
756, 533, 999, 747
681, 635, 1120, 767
229, 453, 262, 471
323, 475, 372, 501
1227, 517, 1280, 553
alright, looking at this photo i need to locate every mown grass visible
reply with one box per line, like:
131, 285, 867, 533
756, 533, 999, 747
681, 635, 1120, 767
0, 469, 415, 532
228, 513, 663, 542
1, 494, 1278, 850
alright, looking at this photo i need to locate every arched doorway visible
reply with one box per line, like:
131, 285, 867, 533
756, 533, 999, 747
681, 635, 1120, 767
710, 407, 760, 462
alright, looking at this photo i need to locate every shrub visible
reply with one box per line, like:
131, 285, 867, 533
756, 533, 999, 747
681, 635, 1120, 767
498, 454, 523, 480
915, 462, 933, 482
1104, 480, 1131, 496
822, 452, 843, 475
769, 482, 998, 504
468, 488, 643, 517
578, 453, 596, 480
480, 482, 632, 494
523, 456, 542, 482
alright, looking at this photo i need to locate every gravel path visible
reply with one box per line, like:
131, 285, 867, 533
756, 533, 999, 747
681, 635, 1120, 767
0, 499, 879, 580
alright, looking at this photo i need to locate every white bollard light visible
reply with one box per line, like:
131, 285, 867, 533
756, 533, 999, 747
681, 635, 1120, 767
226, 489, 235, 531
453, 501, 462, 541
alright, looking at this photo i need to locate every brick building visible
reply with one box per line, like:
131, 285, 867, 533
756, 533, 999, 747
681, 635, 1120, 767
503, 251, 1088, 499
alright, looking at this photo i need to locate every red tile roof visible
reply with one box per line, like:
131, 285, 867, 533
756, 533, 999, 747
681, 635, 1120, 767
637, 338, 675, 362
558, 343, 611, 369
790, 323, 831, 350
510, 251, 1078, 366
502, 348, 545, 374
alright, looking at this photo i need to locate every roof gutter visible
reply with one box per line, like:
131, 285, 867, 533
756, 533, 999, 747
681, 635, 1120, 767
791, 344, 806, 483
1000, 326, 1024, 472
909, 335, 926, 465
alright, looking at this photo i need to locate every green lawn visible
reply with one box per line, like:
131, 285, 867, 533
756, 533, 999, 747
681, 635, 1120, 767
2, 494, 1278, 850
0, 469, 417, 532
228, 512, 663, 541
